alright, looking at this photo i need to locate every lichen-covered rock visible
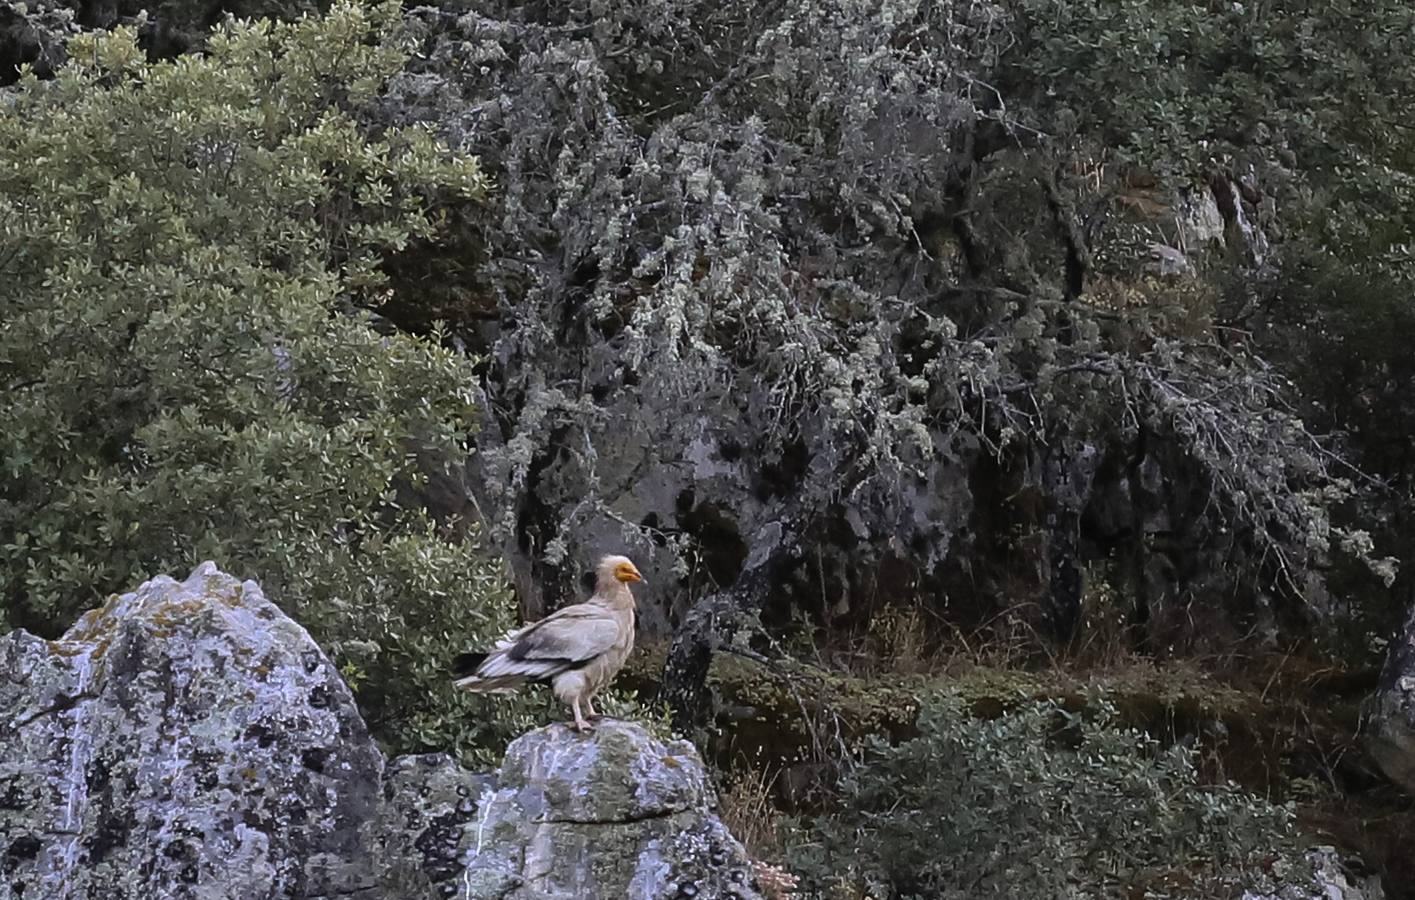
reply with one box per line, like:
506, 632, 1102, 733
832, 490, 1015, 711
370, 752, 493, 895
1243, 846, 1385, 900
462, 719, 764, 899
0, 563, 769, 899
1366, 601, 1415, 797
0, 562, 390, 898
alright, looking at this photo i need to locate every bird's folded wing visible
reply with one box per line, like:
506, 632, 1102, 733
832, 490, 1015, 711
506, 603, 622, 667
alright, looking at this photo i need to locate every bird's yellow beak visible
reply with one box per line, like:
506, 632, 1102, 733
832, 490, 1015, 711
615, 563, 644, 584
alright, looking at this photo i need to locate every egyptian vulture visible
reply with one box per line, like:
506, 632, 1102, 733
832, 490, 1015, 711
452, 554, 643, 731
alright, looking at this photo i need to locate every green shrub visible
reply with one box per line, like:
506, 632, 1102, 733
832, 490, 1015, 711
793, 694, 1303, 899
0, 2, 529, 760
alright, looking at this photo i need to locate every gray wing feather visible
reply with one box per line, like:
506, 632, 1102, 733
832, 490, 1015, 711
454, 603, 621, 692
510, 605, 620, 662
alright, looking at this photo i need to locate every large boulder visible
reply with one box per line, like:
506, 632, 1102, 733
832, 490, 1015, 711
0, 562, 481, 899
462, 719, 763, 899
0, 563, 764, 899
2, 562, 377, 897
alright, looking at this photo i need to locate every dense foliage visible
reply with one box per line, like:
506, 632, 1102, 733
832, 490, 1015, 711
0, 0, 1410, 891
4, 0, 1406, 737
794, 694, 1303, 899
1003, 0, 1415, 630
0, 2, 533, 760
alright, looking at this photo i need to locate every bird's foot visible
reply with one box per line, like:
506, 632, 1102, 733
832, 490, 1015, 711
570, 718, 595, 733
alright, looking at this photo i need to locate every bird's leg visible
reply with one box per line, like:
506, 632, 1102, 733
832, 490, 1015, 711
585, 695, 601, 720
570, 697, 593, 732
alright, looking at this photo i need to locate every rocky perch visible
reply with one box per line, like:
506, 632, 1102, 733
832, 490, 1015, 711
0, 563, 763, 900
463, 720, 759, 898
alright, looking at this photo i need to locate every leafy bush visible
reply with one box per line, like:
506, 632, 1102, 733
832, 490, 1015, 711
1006, 0, 1415, 199
0, 2, 528, 760
793, 694, 1302, 899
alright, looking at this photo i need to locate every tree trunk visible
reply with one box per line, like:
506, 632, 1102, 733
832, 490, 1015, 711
660, 533, 799, 736
1042, 440, 1091, 644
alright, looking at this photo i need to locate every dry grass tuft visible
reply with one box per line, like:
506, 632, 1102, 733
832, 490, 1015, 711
719, 764, 785, 861
719, 764, 803, 898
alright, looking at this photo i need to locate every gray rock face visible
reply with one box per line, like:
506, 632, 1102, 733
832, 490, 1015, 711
1, 562, 388, 898
1, 564, 759, 899
1366, 601, 1415, 797
1243, 846, 1385, 900
371, 753, 492, 897
462, 719, 762, 900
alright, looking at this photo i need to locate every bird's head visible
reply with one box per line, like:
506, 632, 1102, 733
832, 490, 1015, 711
597, 554, 644, 586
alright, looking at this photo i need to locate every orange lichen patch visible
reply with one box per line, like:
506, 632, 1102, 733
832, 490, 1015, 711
145, 598, 216, 637
65, 593, 125, 642
217, 585, 246, 608
62, 584, 245, 646
661, 755, 681, 770
45, 640, 90, 658
46, 632, 113, 661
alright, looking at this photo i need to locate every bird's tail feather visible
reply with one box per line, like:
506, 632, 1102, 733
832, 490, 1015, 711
452, 651, 488, 679
453, 672, 530, 693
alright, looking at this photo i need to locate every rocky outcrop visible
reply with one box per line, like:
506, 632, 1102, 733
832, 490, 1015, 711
1365, 601, 1415, 797
0, 564, 764, 899
1243, 846, 1385, 900
462, 719, 762, 899
0, 562, 474, 898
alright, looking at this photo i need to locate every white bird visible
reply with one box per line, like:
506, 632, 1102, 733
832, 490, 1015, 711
452, 554, 643, 731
